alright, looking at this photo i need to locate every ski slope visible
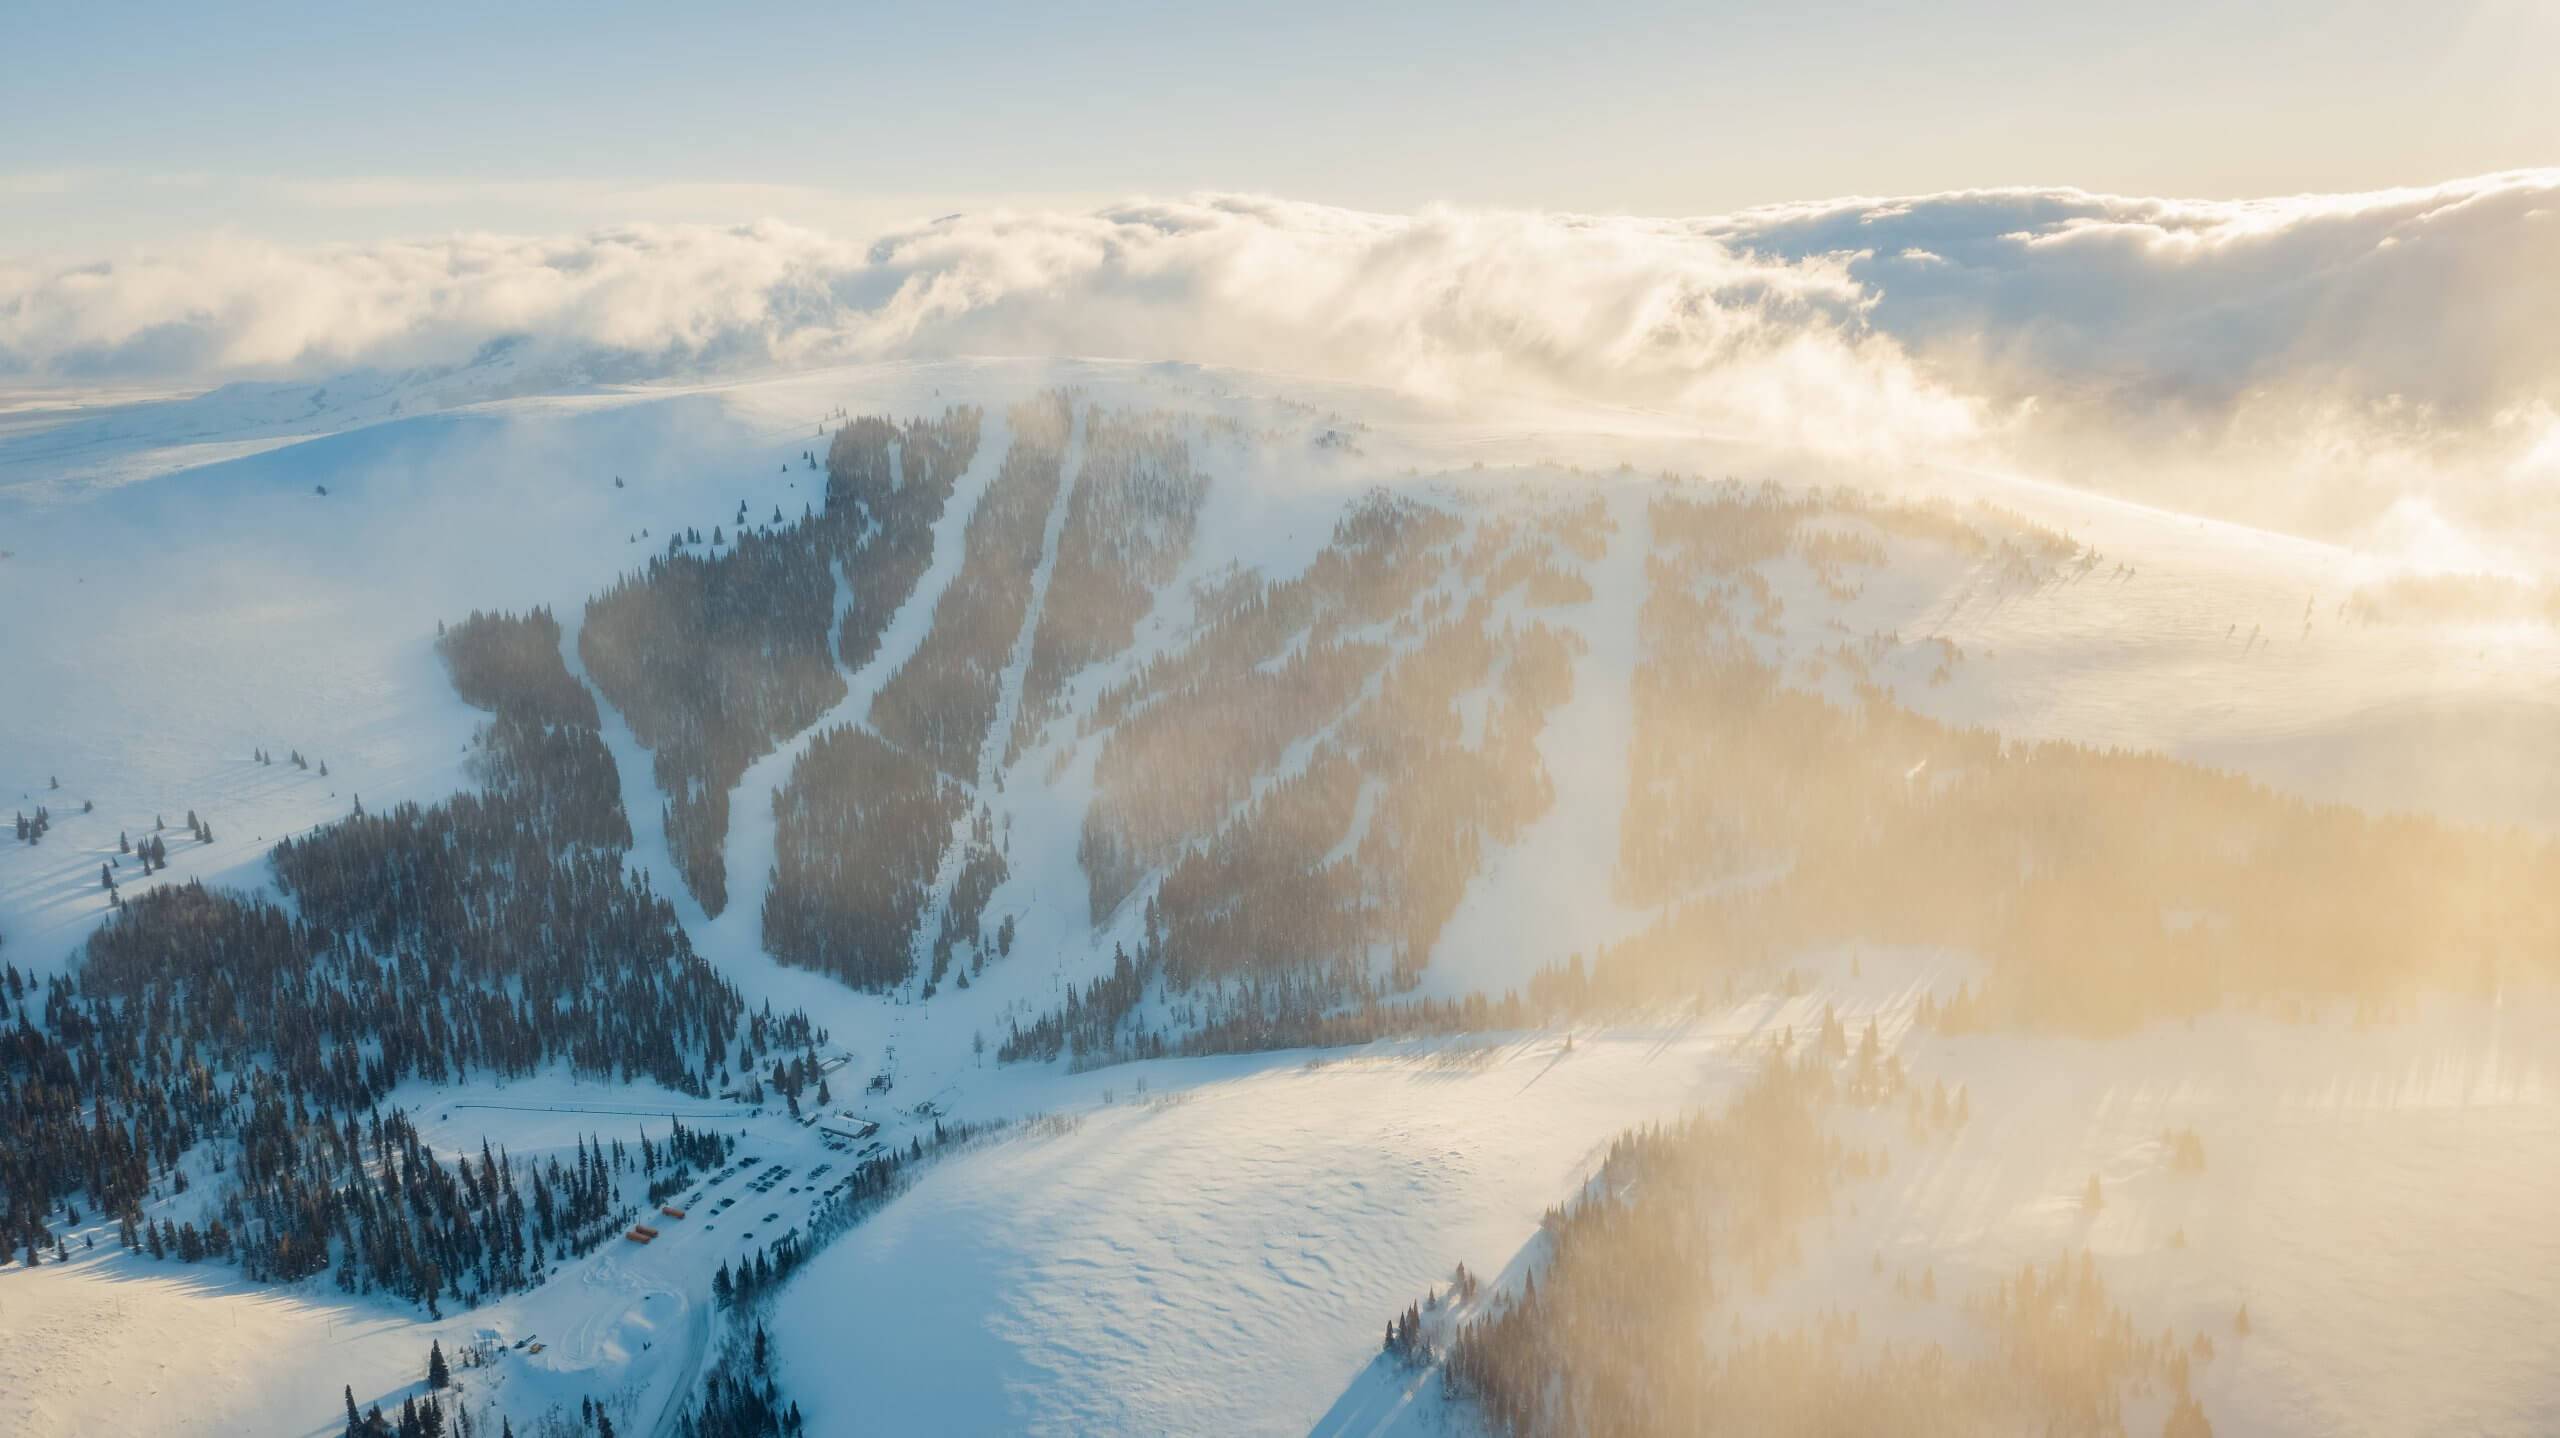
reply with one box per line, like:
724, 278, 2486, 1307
9, 358, 2552, 987
768, 1021, 1780, 1436
4, 357, 2555, 1437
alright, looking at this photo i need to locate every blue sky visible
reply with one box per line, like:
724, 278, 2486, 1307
6, 0, 2554, 248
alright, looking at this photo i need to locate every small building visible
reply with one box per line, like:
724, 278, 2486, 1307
818, 1111, 881, 1141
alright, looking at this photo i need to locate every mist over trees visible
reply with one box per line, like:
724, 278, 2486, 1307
1427, 1054, 2219, 1437
763, 397, 1204, 997
869, 391, 1072, 780
1008, 406, 1211, 762
1006, 489, 1594, 1061
1535, 484, 2560, 1031
581, 408, 983, 913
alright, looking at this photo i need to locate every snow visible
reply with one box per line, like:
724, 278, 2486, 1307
0, 1063, 827, 1438
0, 395, 778, 972
910, 396, 1082, 969
562, 392, 1018, 1072
1426, 478, 1653, 999
0, 1260, 430, 1438
1743, 985, 2560, 1438
1875, 472, 2560, 834
6, 356, 2555, 1437
770, 1025, 1770, 1436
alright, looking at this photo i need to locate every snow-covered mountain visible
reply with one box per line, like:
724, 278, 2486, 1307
2, 358, 2553, 1437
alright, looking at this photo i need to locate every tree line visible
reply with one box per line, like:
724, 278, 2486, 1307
580, 409, 983, 913
0, 608, 803, 1307
1572, 485, 2560, 1032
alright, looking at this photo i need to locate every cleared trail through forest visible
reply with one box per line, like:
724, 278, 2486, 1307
703, 408, 1016, 988
910, 400, 1087, 972
566, 414, 1014, 1438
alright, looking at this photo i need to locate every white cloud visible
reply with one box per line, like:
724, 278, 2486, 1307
1704, 171, 2560, 558
4, 172, 2556, 562
1709, 170, 2560, 426
0, 195, 1978, 458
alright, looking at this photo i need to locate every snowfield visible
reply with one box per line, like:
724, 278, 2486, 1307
0, 1259, 430, 1438
4, 356, 2554, 1437
769, 1024, 1774, 1437
1846, 992, 2560, 1437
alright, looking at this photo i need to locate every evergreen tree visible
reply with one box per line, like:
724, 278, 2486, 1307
2165, 1394, 2215, 1438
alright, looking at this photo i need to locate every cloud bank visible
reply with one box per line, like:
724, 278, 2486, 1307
1711, 172, 2560, 562
5, 172, 2555, 562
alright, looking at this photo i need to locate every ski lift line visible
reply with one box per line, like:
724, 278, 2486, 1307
448, 1100, 753, 1120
